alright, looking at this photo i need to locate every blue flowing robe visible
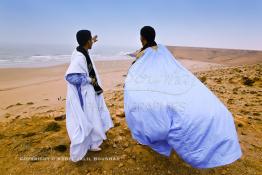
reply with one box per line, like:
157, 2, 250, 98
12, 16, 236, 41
124, 44, 242, 168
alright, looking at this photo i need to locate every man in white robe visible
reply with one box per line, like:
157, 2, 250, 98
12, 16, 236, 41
65, 30, 113, 162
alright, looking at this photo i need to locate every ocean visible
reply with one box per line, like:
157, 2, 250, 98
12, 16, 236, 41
0, 44, 136, 68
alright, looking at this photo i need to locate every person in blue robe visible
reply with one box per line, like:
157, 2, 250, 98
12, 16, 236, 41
124, 26, 242, 168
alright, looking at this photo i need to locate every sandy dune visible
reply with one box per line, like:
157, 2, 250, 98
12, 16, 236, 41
0, 47, 261, 174
168, 46, 262, 66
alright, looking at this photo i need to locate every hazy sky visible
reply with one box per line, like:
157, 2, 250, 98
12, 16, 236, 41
0, 0, 262, 50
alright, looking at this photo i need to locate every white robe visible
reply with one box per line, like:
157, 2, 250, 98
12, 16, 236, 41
65, 49, 113, 162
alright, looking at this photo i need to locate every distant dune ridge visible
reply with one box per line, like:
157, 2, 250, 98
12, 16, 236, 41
0, 46, 261, 174
167, 46, 262, 66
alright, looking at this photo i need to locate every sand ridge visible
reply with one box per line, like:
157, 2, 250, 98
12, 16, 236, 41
0, 47, 261, 174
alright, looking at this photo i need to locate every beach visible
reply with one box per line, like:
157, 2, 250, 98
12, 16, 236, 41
0, 47, 261, 174
0, 51, 224, 123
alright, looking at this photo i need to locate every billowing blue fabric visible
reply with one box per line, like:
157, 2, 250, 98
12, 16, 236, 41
66, 73, 91, 109
124, 45, 242, 168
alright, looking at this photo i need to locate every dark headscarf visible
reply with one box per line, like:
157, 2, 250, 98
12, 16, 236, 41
140, 26, 157, 52
76, 30, 92, 46
129, 26, 158, 66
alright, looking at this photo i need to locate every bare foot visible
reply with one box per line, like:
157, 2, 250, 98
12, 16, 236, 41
89, 147, 102, 152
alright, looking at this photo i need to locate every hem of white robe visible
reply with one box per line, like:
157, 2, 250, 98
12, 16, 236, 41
191, 148, 242, 169
91, 140, 103, 149
70, 138, 91, 162
70, 147, 87, 162
104, 123, 114, 133
70, 127, 113, 162
70, 139, 104, 162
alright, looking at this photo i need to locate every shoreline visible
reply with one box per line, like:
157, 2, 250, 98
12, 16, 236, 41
1, 45, 262, 69
0, 57, 222, 122
1, 45, 262, 122
0, 56, 134, 69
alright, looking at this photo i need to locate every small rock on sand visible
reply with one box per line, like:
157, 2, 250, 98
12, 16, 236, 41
116, 110, 125, 118
118, 163, 124, 168
26, 102, 34, 105
53, 144, 67, 152
54, 114, 66, 121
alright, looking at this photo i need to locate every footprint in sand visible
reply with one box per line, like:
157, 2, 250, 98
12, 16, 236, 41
26, 102, 34, 105
36, 106, 48, 110
5, 102, 23, 109
5, 105, 14, 109
4, 113, 11, 118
